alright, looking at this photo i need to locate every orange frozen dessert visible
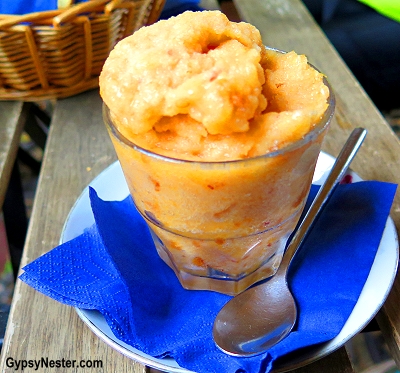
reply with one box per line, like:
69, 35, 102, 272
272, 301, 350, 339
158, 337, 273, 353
100, 10, 334, 294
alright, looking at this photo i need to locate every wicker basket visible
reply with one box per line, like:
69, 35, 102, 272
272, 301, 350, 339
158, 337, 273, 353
0, 0, 165, 101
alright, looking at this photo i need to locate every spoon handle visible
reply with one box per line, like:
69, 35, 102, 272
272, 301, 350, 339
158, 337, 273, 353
280, 127, 368, 271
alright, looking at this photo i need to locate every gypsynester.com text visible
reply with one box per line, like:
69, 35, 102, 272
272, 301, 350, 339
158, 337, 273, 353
5, 357, 103, 370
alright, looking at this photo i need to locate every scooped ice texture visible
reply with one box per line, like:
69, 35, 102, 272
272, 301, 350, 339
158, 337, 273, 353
100, 11, 329, 161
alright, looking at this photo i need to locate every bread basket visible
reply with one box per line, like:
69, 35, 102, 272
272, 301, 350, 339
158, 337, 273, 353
0, 0, 165, 101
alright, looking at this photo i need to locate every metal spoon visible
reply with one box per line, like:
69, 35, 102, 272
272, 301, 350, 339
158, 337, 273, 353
213, 128, 367, 357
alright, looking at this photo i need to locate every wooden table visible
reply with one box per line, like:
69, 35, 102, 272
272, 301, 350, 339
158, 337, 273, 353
0, 101, 30, 278
1, 0, 399, 372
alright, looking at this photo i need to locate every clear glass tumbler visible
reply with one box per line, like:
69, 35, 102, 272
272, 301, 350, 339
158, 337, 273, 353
103, 80, 335, 295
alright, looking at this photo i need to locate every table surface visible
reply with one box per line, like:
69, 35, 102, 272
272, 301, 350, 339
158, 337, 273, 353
1, 0, 399, 372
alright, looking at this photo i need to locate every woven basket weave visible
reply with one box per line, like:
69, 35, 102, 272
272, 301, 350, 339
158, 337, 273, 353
0, 0, 165, 101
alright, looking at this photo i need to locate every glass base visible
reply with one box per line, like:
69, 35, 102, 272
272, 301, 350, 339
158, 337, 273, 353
151, 231, 287, 295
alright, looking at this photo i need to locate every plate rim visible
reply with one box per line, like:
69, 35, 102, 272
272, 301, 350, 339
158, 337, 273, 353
60, 152, 399, 373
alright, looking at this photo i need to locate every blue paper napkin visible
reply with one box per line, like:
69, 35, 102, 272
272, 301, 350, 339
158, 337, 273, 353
20, 181, 397, 373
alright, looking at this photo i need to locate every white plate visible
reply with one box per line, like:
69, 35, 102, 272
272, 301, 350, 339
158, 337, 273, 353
61, 152, 398, 373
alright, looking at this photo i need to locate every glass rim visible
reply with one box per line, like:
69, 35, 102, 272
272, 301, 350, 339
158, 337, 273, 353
103, 50, 335, 166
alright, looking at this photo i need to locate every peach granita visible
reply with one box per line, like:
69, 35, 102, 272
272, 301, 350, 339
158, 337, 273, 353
100, 10, 335, 295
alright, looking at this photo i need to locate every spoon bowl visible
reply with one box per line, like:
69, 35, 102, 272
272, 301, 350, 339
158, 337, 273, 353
213, 128, 367, 357
213, 272, 296, 356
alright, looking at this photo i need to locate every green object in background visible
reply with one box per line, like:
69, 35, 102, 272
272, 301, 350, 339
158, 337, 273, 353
358, 0, 400, 23
2, 260, 12, 275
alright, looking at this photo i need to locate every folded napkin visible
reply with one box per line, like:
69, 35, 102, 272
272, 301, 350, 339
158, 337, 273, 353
20, 181, 397, 373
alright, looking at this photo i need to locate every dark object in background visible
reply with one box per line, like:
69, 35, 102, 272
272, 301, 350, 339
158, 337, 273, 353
302, 0, 400, 111
3, 163, 27, 281
160, 0, 203, 19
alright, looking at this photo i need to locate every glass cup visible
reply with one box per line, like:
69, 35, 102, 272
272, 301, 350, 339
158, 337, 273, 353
103, 80, 335, 296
